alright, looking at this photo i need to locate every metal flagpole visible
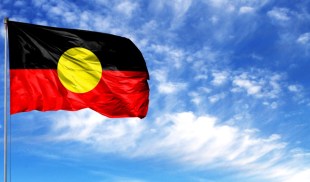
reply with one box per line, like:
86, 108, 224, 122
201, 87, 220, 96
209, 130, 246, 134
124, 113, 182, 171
3, 17, 9, 182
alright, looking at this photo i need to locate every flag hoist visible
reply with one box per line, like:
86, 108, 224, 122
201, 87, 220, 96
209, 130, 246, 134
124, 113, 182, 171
3, 18, 150, 182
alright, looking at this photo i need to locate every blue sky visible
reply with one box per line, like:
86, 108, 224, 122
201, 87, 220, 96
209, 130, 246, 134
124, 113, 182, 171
1, 0, 310, 181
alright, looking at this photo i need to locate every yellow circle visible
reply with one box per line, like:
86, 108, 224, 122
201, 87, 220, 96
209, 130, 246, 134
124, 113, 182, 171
57, 47, 102, 93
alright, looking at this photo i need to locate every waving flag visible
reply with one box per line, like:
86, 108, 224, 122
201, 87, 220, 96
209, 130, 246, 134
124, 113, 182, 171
8, 20, 149, 118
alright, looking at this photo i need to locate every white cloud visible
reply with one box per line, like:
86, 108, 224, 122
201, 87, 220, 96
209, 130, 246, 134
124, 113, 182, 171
283, 169, 310, 182
287, 84, 308, 104
194, 74, 208, 80
239, 6, 255, 14
263, 101, 278, 109
189, 47, 225, 80
205, 0, 268, 13
189, 87, 212, 105
151, 69, 187, 94
147, 0, 192, 29
170, 0, 192, 17
152, 69, 167, 83
288, 84, 301, 92
49, 110, 145, 153
231, 72, 283, 99
211, 71, 229, 86
297, 33, 310, 44
38, 1, 80, 26
169, 0, 193, 28
150, 44, 185, 69
45, 110, 310, 181
49, 4, 66, 16
268, 74, 282, 99
208, 93, 226, 103
187, 46, 225, 63
158, 82, 187, 94
267, 7, 290, 21
115, 0, 139, 18
232, 76, 262, 96
28, 0, 131, 36
189, 92, 202, 105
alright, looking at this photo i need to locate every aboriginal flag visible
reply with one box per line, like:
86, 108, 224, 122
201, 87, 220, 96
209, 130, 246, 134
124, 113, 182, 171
8, 20, 149, 118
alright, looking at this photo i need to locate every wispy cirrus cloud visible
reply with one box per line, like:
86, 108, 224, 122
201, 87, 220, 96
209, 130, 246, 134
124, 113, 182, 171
297, 33, 310, 45
268, 7, 291, 21
231, 71, 283, 99
211, 71, 229, 86
151, 69, 187, 94
115, 0, 139, 18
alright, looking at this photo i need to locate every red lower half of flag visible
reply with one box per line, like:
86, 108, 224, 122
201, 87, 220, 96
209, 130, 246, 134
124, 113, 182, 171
10, 69, 149, 118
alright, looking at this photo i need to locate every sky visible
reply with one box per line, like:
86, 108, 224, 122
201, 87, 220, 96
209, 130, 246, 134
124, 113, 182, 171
0, 0, 310, 182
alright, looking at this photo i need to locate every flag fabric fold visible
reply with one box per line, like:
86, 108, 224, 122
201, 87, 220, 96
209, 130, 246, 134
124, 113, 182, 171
8, 20, 149, 118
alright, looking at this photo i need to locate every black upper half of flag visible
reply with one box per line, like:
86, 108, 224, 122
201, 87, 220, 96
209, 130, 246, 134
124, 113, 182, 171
8, 20, 148, 73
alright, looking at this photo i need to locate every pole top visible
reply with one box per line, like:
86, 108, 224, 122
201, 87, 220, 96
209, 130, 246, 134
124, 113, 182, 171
4, 17, 9, 24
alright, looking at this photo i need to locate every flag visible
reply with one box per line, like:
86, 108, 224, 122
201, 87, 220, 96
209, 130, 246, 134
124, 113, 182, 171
8, 20, 149, 118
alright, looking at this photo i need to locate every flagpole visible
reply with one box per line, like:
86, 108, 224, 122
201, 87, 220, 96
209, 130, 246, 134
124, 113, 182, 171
3, 17, 9, 182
